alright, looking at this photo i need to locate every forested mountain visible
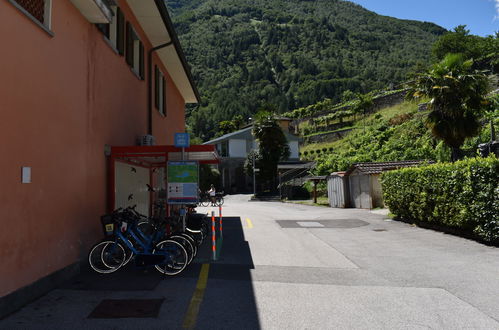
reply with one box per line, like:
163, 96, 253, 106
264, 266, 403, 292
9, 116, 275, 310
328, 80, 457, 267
167, 0, 446, 140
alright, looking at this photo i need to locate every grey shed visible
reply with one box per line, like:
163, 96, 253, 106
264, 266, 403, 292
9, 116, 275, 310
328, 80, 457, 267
345, 160, 432, 209
327, 172, 349, 208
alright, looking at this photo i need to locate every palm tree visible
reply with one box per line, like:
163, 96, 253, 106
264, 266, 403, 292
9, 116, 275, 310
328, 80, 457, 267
408, 53, 489, 161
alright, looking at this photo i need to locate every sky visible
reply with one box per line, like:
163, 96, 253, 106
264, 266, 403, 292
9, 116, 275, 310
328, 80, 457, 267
349, 0, 499, 37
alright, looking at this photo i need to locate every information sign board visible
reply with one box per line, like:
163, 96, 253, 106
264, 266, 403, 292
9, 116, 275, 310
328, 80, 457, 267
174, 133, 190, 148
167, 161, 198, 204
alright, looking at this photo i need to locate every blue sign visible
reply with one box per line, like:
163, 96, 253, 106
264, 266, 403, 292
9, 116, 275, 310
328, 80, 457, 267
174, 133, 190, 148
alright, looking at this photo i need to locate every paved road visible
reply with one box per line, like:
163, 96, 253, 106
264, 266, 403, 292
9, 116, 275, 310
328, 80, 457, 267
1, 194, 498, 329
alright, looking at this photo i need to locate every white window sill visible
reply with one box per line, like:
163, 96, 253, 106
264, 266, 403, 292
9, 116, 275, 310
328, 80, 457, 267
101, 36, 119, 55
130, 67, 144, 81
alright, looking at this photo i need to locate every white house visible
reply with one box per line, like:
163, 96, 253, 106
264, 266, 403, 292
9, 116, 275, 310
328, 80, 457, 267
204, 121, 301, 193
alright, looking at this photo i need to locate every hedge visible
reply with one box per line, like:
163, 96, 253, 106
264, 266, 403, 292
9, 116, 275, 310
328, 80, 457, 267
381, 156, 499, 243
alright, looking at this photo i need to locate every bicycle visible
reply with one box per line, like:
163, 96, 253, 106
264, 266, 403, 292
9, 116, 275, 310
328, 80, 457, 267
88, 207, 188, 275
198, 192, 210, 207
214, 192, 224, 206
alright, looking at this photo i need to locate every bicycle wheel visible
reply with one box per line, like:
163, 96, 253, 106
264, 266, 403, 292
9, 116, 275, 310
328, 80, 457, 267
178, 232, 198, 255
200, 197, 210, 207
114, 239, 134, 267
169, 234, 195, 264
184, 229, 204, 246
88, 240, 126, 274
153, 240, 188, 276
137, 221, 154, 236
216, 196, 224, 206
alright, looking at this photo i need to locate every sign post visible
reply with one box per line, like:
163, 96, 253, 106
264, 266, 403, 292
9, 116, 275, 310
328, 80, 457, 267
174, 133, 190, 161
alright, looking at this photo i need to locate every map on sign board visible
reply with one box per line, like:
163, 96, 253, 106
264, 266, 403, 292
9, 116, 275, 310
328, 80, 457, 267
167, 161, 198, 204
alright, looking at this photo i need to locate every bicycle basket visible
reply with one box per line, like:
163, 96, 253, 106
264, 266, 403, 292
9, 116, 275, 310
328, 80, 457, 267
100, 214, 115, 236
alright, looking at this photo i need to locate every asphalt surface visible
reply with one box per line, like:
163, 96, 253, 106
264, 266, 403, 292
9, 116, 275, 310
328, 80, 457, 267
1, 194, 498, 329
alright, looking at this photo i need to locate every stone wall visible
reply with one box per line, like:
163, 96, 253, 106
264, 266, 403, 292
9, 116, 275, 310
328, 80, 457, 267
303, 128, 354, 144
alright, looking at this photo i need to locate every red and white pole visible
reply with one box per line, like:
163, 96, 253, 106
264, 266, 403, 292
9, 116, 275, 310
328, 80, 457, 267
219, 205, 223, 238
211, 211, 216, 260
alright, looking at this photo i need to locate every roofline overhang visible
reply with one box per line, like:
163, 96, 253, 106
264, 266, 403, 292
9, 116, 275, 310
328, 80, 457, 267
154, 0, 200, 104
124, 0, 200, 104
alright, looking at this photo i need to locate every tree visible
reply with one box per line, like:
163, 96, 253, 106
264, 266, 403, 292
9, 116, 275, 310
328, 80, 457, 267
216, 120, 237, 137
352, 93, 374, 129
408, 53, 490, 161
232, 114, 244, 129
247, 111, 290, 192
432, 25, 499, 73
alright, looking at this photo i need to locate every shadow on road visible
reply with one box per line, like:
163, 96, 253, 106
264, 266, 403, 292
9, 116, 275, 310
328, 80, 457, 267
60, 215, 261, 328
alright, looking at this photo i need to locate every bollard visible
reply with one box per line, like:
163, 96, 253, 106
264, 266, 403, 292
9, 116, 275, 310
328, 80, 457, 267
219, 205, 223, 238
211, 211, 216, 260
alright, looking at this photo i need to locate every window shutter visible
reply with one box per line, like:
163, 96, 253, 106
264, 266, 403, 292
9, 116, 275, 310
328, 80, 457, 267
162, 76, 166, 116
154, 66, 159, 109
116, 8, 124, 55
125, 22, 133, 66
139, 41, 144, 79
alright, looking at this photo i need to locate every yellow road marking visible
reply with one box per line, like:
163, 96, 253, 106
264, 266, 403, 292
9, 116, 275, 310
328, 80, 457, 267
246, 218, 253, 229
182, 264, 210, 329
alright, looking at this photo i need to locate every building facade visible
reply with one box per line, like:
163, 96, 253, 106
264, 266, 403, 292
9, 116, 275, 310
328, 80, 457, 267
0, 0, 198, 314
204, 123, 301, 193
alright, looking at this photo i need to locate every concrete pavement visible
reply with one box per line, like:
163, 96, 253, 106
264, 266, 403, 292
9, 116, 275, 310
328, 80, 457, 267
1, 194, 498, 329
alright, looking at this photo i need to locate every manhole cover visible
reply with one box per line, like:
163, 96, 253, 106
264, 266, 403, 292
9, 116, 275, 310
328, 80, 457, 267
88, 299, 164, 318
276, 219, 369, 229
373, 229, 387, 232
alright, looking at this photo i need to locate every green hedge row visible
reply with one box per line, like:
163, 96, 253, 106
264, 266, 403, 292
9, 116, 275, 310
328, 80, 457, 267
381, 157, 499, 243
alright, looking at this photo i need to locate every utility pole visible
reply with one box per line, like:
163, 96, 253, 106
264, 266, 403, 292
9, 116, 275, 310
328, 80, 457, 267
252, 151, 256, 197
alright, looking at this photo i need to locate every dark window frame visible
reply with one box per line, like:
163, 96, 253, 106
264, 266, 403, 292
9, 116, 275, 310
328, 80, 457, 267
116, 7, 125, 55
154, 65, 166, 116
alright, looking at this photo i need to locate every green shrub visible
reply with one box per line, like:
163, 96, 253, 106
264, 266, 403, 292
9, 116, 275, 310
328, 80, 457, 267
381, 156, 499, 243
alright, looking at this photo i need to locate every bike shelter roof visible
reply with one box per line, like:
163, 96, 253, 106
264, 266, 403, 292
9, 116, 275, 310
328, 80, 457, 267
110, 145, 219, 167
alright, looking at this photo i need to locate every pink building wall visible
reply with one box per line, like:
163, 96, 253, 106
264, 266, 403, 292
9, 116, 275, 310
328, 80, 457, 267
0, 0, 188, 297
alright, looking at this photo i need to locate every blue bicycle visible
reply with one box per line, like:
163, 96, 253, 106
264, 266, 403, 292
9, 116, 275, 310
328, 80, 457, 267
88, 207, 188, 275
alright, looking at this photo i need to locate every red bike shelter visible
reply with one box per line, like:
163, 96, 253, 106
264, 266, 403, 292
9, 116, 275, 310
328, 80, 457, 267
108, 145, 219, 215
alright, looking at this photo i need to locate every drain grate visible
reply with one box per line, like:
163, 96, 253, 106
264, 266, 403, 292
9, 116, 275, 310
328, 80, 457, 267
276, 219, 369, 229
373, 229, 387, 232
88, 299, 164, 319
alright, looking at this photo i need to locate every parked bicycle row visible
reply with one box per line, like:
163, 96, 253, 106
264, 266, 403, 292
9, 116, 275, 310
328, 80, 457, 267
88, 203, 209, 276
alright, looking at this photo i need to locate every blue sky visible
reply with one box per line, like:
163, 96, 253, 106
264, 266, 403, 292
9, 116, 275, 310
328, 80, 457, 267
349, 0, 499, 37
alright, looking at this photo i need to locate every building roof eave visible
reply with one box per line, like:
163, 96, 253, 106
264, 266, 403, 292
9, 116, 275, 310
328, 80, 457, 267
125, 0, 200, 104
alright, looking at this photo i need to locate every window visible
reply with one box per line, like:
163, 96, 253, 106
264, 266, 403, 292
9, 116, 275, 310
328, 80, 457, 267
217, 141, 229, 157
116, 7, 124, 55
155, 66, 166, 116
125, 22, 144, 78
10, 0, 52, 30
96, 6, 124, 55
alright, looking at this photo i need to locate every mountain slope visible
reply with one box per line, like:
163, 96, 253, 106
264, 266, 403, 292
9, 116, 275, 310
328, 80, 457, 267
167, 0, 446, 140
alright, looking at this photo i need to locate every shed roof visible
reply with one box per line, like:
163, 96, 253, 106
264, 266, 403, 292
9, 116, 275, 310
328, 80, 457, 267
345, 160, 433, 175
